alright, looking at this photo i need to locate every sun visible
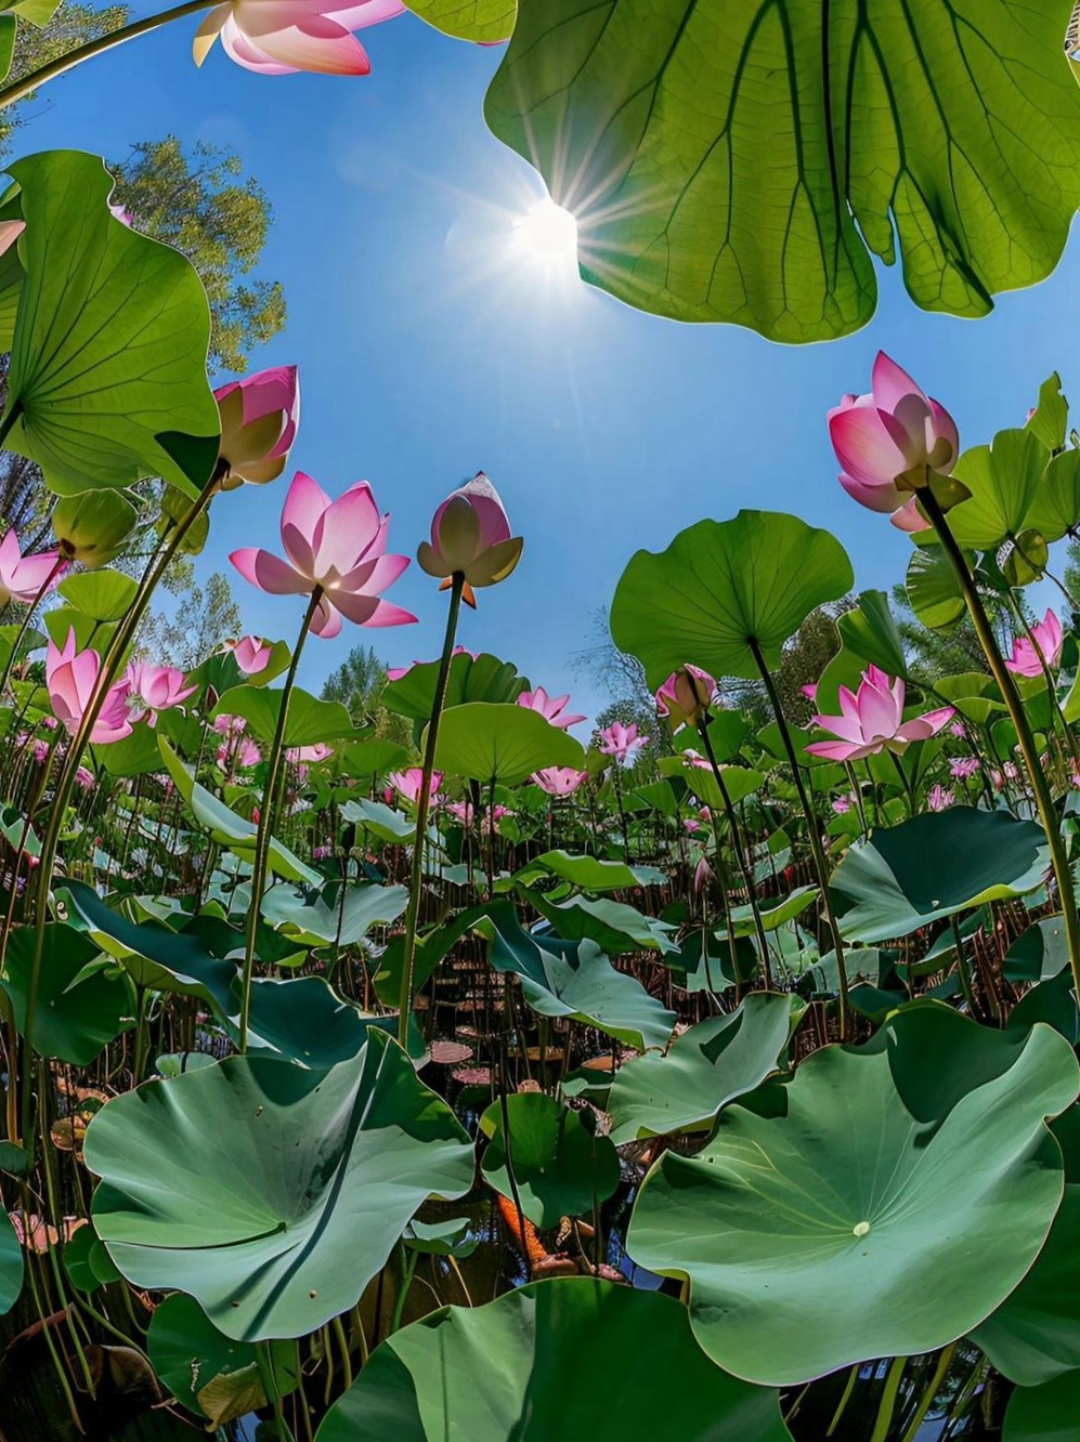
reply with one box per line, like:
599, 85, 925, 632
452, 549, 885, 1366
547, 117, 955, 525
510, 197, 579, 271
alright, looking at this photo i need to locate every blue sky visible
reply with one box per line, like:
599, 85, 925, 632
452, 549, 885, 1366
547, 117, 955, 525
19, 8, 1080, 718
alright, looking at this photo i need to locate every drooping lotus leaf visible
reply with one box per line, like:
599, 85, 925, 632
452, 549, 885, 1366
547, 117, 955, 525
628, 1003, 1078, 1386
721, 888, 818, 941
527, 891, 678, 954
607, 992, 805, 1143
830, 808, 1049, 943
479, 1093, 620, 1226
1003, 1369, 1080, 1442
479, 902, 675, 1051
905, 541, 969, 631
261, 883, 408, 947
610, 513, 853, 685
2, 923, 135, 1065
63, 1221, 121, 1293
340, 797, 417, 843
836, 590, 909, 680
659, 757, 764, 810
429, 703, 585, 784
210, 687, 356, 749
484, 0, 1080, 341
512, 850, 665, 892
2, 151, 220, 496
315, 1279, 791, 1442
0, 1208, 22, 1315
233, 977, 405, 1068
85, 1031, 474, 1341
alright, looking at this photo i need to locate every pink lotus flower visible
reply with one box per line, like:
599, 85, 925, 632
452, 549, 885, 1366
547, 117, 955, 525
286, 743, 334, 764
313, 844, 333, 860
656, 666, 716, 728
806, 665, 954, 763
213, 366, 300, 488
532, 767, 587, 797
238, 738, 262, 769
386, 646, 477, 683
0, 527, 65, 607
1005, 609, 1064, 677
388, 767, 443, 804
193, 0, 403, 77
517, 687, 585, 730
231, 470, 415, 639
800, 683, 818, 703
417, 473, 523, 607
949, 720, 966, 739
445, 800, 473, 827
693, 855, 713, 894
829, 353, 959, 532
831, 793, 855, 815
597, 721, 647, 765
46, 631, 132, 745
74, 766, 96, 791
683, 806, 711, 834
224, 635, 273, 675
949, 756, 980, 779
927, 785, 955, 812
125, 662, 197, 726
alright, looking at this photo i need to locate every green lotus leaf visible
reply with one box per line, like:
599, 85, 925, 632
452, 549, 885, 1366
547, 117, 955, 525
512, 850, 665, 892
384, 651, 527, 719
63, 1222, 121, 1293
58, 569, 138, 622
1026, 449, 1080, 541
836, 590, 909, 680
316, 1279, 791, 1442
659, 757, 763, 811
233, 977, 400, 1068
1006, 919, 1070, 984
338, 738, 413, 778
1004, 1369, 1080, 1442
610, 513, 853, 685
2, 150, 220, 497
628, 1003, 1078, 1385
92, 721, 167, 778
1026, 374, 1069, 453
528, 891, 678, 955
484, 0, 1080, 340
722, 887, 818, 940
2, 923, 135, 1065
261, 882, 408, 947
0, 1209, 22, 1315
905, 541, 970, 631
948, 429, 1054, 549
479, 902, 675, 1051
429, 703, 585, 784
85, 1031, 474, 1341
340, 797, 416, 843
479, 1093, 620, 1226
607, 991, 805, 1143
211, 687, 357, 749
402, 0, 512, 41
831, 808, 1049, 943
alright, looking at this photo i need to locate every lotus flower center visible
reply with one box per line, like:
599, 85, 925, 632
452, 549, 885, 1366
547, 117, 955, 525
853, 1220, 871, 1237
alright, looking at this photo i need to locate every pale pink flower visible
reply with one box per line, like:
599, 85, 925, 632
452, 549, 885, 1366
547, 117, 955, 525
213, 713, 247, 736
517, 687, 586, 730
949, 757, 980, 779
388, 767, 442, 804
693, 855, 714, 894
832, 793, 855, 815
807, 665, 954, 763
286, 743, 334, 764
597, 721, 647, 766
231, 471, 415, 639
223, 635, 273, 674
949, 720, 966, 739
237, 738, 262, 769
212, 366, 299, 488
313, 844, 332, 860
30, 739, 50, 765
194, 0, 403, 78
532, 767, 587, 797
46, 631, 132, 745
0, 527, 65, 607
829, 352, 959, 532
656, 666, 716, 728
446, 800, 473, 827
927, 785, 955, 812
74, 766, 96, 791
480, 805, 512, 834
1005, 609, 1064, 677
417, 473, 523, 607
125, 662, 197, 725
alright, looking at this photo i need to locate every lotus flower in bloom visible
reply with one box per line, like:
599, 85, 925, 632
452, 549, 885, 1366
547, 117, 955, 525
949, 756, 980, 780
388, 768, 443, 804
829, 352, 959, 532
417, 473, 523, 607
532, 767, 588, 797
74, 766, 96, 791
806, 665, 954, 763
193, 0, 403, 77
231, 471, 415, 638
219, 737, 262, 771
927, 784, 955, 812
831, 793, 855, 815
517, 687, 585, 730
1005, 609, 1064, 677
0, 527, 65, 607
656, 666, 716, 728
287, 743, 334, 764
223, 635, 273, 675
213, 713, 247, 736
213, 367, 300, 488
597, 721, 647, 765
125, 662, 197, 726
47, 631, 132, 744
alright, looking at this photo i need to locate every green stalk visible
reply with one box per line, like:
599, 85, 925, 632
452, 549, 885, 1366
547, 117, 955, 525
899, 1344, 955, 1442
869, 1356, 907, 1442
396, 573, 464, 1046
749, 638, 850, 1036
922, 488, 1080, 997
0, 0, 214, 112
238, 587, 321, 1053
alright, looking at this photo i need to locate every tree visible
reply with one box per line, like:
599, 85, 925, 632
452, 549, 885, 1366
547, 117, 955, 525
138, 572, 242, 671
321, 644, 411, 744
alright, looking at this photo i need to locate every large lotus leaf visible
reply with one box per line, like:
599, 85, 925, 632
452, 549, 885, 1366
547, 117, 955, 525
58, 569, 139, 622
2, 151, 219, 497
85, 1032, 474, 1341
385, 651, 528, 719
836, 590, 909, 680
2, 923, 135, 1065
610, 513, 853, 685
486, 0, 1080, 339
0, 1208, 22, 1315
235, 977, 399, 1068
948, 429, 1053, 549
261, 883, 408, 947
160, 739, 320, 885
479, 1093, 620, 1226
607, 992, 805, 1143
316, 1279, 791, 1442
830, 808, 1049, 943
1004, 1370, 1080, 1442
723, 887, 818, 940
1026, 449, 1080, 541
659, 757, 763, 810
528, 891, 678, 954
511, 850, 665, 892
402, 0, 512, 41
628, 1003, 1078, 1385
429, 703, 585, 783
905, 541, 969, 631
1006, 919, 1070, 984
479, 903, 675, 1051
338, 738, 413, 779
340, 797, 416, 843
211, 687, 356, 749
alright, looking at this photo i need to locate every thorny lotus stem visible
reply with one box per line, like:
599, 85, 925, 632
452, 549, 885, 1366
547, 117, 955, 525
14, 471, 219, 1155
748, 637, 851, 1038
396, 572, 465, 1047
696, 718, 773, 988
0, 0, 215, 112
922, 487, 1080, 999
238, 587, 322, 1054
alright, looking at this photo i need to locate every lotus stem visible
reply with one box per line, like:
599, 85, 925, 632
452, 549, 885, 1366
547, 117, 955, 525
237, 586, 321, 1054
922, 487, 1080, 998
899, 1344, 956, 1442
396, 571, 464, 1047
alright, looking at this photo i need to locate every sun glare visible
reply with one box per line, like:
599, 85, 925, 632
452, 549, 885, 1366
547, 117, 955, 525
511, 197, 579, 270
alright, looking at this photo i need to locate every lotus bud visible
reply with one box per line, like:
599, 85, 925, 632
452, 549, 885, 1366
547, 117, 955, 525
53, 491, 138, 569
656, 666, 716, 728
417, 472, 523, 608
214, 365, 300, 490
